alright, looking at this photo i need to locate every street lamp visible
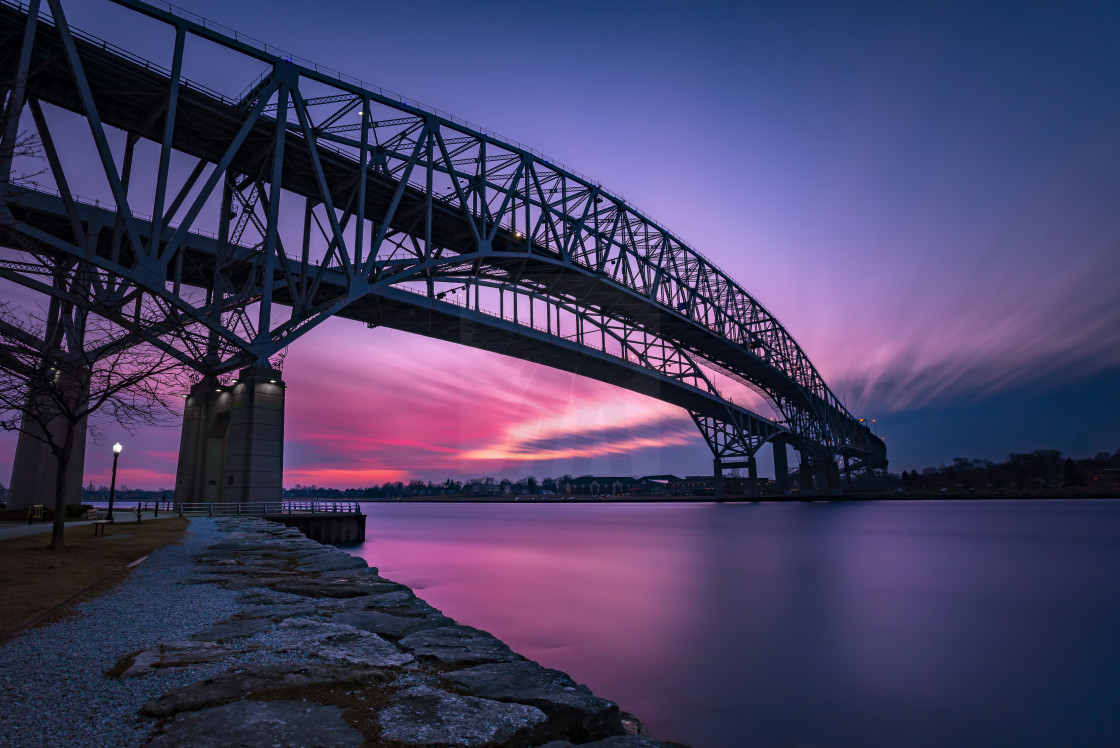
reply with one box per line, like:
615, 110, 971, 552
107, 442, 122, 523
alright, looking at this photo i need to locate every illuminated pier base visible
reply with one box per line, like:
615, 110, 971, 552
174, 367, 284, 503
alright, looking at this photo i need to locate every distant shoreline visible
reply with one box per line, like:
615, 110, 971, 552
354, 490, 1120, 504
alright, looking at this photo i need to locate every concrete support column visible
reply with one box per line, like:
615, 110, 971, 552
8, 368, 89, 510
826, 460, 841, 492
225, 367, 285, 502
747, 455, 759, 498
713, 457, 725, 500
174, 367, 285, 504
843, 455, 852, 492
174, 375, 224, 503
772, 438, 789, 495
798, 450, 813, 492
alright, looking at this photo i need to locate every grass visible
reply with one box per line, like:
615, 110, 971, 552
0, 517, 189, 643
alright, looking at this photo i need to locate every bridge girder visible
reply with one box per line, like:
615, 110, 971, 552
0, 0, 886, 467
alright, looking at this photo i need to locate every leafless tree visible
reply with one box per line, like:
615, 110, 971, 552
0, 301, 192, 548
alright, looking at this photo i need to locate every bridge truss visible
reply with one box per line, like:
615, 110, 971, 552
0, 0, 886, 493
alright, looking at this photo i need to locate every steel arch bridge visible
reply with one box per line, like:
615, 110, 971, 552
0, 0, 885, 501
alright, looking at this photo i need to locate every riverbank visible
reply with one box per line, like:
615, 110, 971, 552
0, 516, 683, 747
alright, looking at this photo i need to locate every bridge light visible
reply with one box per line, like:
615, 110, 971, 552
269, 379, 277, 383
514, 231, 524, 239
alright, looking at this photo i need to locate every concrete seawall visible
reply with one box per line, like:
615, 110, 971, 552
130, 516, 685, 747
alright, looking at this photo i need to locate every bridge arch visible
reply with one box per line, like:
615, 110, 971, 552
0, 0, 885, 502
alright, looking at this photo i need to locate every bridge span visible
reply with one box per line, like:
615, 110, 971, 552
0, 0, 885, 505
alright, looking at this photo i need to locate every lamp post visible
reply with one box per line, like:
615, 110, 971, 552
107, 442, 122, 523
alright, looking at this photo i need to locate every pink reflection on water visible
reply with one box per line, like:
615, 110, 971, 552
352, 503, 704, 720
348, 500, 1120, 748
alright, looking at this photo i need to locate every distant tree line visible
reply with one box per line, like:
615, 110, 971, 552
282, 475, 574, 499
900, 449, 1120, 490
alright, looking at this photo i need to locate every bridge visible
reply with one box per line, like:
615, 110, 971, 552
0, 0, 886, 506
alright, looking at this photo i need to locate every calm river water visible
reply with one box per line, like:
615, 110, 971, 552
347, 500, 1120, 747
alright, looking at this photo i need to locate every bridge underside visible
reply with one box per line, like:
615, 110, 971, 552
0, 0, 885, 505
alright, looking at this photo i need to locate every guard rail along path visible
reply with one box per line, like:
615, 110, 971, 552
175, 502, 366, 543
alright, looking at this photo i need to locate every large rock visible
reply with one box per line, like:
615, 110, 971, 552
140, 662, 388, 717
377, 685, 547, 747
398, 625, 520, 666
114, 640, 234, 678
190, 617, 274, 642
317, 568, 388, 581
329, 609, 450, 639
148, 699, 363, 747
538, 739, 680, 748
237, 601, 321, 622
270, 578, 387, 598
259, 618, 414, 667
443, 661, 624, 742
325, 589, 420, 610
221, 574, 302, 590
296, 553, 369, 573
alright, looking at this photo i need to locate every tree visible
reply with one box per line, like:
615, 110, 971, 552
0, 304, 191, 548
1007, 453, 1031, 490
1063, 458, 1083, 488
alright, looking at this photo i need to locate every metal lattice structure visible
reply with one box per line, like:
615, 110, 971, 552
0, 0, 886, 479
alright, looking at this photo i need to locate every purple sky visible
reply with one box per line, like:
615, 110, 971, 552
2, 0, 1118, 489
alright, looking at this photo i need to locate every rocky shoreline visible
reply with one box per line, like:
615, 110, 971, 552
121, 516, 684, 747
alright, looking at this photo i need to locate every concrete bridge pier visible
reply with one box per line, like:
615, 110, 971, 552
843, 455, 853, 492
7, 367, 89, 510
713, 458, 725, 500
174, 367, 285, 503
797, 450, 813, 492
826, 460, 841, 492
746, 455, 759, 498
772, 437, 789, 495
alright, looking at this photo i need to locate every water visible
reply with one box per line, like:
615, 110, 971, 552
348, 500, 1120, 747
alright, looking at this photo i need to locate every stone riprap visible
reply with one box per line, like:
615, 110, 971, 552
0, 515, 683, 747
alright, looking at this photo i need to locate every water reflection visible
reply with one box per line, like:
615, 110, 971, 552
351, 500, 1120, 747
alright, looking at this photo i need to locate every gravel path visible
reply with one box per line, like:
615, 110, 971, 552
0, 518, 238, 748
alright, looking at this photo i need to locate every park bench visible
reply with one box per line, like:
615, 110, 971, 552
86, 508, 111, 536
26, 504, 43, 525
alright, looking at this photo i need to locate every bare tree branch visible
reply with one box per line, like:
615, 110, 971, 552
0, 297, 192, 548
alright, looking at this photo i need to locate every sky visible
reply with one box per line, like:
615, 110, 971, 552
2, 0, 1118, 489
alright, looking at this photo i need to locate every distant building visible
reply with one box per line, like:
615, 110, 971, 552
668, 474, 770, 496
564, 476, 641, 496
639, 474, 682, 496
1088, 469, 1120, 486
466, 480, 500, 496
670, 475, 715, 495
